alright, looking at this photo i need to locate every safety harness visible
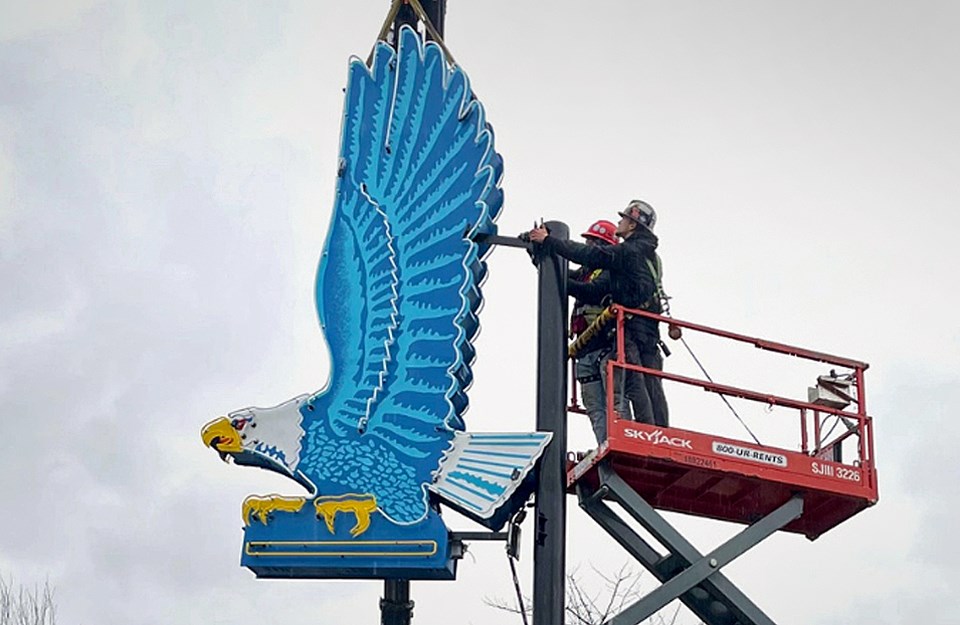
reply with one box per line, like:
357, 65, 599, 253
569, 268, 605, 337
568, 253, 667, 360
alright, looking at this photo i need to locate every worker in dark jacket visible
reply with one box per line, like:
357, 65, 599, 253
618, 201, 668, 428
529, 200, 666, 425
569, 219, 620, 442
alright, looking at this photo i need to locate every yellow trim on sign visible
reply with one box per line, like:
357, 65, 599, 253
245, 540, 439, 558
313, 494, 378, 537
242, 495, 307, 526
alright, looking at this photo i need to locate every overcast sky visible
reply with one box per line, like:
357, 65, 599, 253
2, 1, 959, 624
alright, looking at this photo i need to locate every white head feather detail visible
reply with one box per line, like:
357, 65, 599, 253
228, 394, 307, 472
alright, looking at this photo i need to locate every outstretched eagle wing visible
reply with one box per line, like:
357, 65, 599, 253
313, 27, 502, 464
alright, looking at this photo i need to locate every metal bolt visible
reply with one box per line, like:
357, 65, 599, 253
709, 558, 718, 568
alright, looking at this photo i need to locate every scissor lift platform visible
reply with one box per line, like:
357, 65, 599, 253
564, 308, 878, 624
567, 418, 877, 540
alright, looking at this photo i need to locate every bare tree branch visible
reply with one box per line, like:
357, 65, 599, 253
484, 562, 692, 625
0, 576, 56, 625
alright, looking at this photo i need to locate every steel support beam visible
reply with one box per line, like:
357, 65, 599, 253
578, 481, 757, 625
609, 497, 804, 625
421, 0, 446, 39
532, 221, 569, 625
599, 463, 778, 625
393, 0, 446, 42
392, 1, 417, 36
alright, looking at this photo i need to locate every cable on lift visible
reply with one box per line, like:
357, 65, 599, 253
568, 300, 763, 445
657, 279, 764, 446
505, 507, 530, 625
817, 411, 858, 453
507, 556, 529, 625
677, 334, 762, 446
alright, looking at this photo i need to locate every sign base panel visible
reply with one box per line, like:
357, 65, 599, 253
241, 505, 458, 580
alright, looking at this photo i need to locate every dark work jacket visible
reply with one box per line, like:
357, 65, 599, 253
542, 228, 661, 343
569, 266, 612, 354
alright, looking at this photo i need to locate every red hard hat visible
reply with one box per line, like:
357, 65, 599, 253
582, 219, 618, 245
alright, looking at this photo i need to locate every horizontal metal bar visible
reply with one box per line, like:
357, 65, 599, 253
449, 531, 508, 542
470, 233, 531, 249
609, 360, 866, 421
578, 483, 609, 509
614, 306, 868, 370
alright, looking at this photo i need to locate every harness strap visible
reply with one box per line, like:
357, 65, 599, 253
643, 253, 667, 311
568, 306, 616, 359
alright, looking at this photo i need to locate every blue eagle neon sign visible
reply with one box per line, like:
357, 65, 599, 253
201, 27, 550, 580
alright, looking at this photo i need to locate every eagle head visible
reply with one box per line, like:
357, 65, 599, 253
201, 394, 309, 481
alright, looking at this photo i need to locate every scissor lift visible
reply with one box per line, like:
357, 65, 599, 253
566, 307, 878, 625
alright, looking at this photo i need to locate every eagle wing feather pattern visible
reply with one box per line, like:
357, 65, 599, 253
314, 28, 500, 449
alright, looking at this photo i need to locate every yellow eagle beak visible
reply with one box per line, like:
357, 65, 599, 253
201, 417, 243, 455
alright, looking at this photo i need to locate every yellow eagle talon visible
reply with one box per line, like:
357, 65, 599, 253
242, 495, 306, 526
314, 493, 378, 537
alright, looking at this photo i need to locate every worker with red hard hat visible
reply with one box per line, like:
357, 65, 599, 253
569, 220, 618, 442
582, 219, 618, 245
570, 219, 617, 337
529, 200, 668, 428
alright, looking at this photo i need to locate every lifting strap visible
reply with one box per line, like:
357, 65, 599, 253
368, 0, 457, 66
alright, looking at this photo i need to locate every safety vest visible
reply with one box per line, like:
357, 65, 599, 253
570, 268, 605, 337
642, 254, 665, 312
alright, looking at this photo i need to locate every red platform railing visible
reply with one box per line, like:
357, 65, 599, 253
567, 305, 878, 530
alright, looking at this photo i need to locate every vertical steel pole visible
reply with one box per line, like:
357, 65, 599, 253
392, 0, 417, 38
393, 0, 446, 42
381, 580, 413, 625
533, 221, 569, 625
381, 4, 447, 623
422, 0, 446, 40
